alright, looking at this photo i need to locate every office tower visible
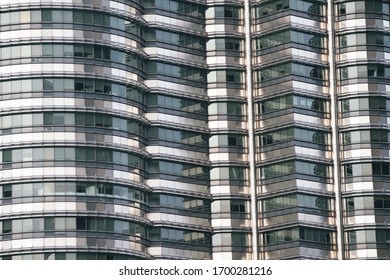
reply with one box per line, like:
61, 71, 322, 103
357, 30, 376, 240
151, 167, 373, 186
336, 1, 390, 259
254, 0, 336, 260
0, 0, 389, 260
0, 0, 150, 260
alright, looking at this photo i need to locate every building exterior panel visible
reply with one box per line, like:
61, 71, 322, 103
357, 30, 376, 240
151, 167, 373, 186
0, 0, 389, 260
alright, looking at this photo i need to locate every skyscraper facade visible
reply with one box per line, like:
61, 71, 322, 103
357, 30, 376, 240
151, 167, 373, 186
0, 0, 389, 260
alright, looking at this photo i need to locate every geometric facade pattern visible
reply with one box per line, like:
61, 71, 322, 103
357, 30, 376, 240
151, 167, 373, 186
0, 0, 389, 260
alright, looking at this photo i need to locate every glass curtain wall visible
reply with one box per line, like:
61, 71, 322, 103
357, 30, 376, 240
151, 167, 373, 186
0, 0, 149, 260
143, 0, 212, 259
336, 0, 390, 259
252, 0, 337, 259
206, 1, 251, 260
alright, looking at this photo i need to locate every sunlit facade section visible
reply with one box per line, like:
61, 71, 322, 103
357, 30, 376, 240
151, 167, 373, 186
0, 0, 150, 260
